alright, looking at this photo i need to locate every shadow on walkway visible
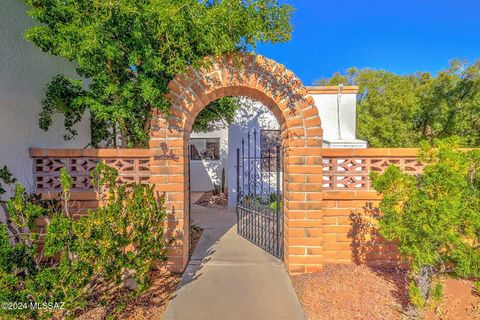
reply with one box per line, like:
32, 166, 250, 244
163, 203, 305, 320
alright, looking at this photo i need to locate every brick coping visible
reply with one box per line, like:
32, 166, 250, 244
30, 147, 420, 158
306, 86, 359, 94
29, 148, 150, 158
322, 148, 419, 157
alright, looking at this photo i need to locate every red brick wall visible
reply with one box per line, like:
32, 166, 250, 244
321, 191, 403, 267
29, 71, 424, 275
30, 147, 423, 272
319, 148, 421, 269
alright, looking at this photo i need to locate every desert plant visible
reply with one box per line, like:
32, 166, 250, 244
430, 281, 444, 307
221, 167, 226, 194
0, 163, 169, 319
371, 138, 480, 309
268, 192, 283, 211
212, 182, 221, 195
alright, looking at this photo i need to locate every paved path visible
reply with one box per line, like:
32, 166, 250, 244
163, 204, 305, 320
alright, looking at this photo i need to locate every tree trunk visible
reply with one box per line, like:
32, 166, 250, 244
415, 265, 435, 303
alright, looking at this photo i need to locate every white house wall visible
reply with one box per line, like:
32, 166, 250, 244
190, 99, 280, 194
309, 89, 367, 148
189, 127, 228, 192
0, 1, 91, 194
311, 93, 357, 141
227, 100, 280, 206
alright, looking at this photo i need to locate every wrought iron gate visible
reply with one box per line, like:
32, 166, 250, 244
236, 129, 283, 258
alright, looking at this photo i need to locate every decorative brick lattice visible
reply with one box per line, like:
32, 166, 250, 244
323, 157, 423, 190
34, 157, 150, 192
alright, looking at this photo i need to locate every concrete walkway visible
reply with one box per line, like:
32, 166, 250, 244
163, 203, 305, 320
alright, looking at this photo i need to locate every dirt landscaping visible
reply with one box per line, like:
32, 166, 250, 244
110, 270, 181, 320
74, 269, 180, 320
292, 264, 480, 320
195, 191, 228, 209
76, 225, 204, 320
189, 223, 204, 256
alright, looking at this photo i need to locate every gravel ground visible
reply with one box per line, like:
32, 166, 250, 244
189, 224, 203, 256
109, 225, 204, 319
292, 264, 408, 320
75, 269, 181, 320
292, 264, 480, 320
195, 191, 228, 209
112, 270, 181, 320
426, 277, 480, 320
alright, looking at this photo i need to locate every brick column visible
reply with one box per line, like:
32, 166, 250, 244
149, 114, 189, 272
282, 130, 324, 273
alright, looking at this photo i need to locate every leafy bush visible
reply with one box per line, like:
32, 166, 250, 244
473, 281, 480, 295
268, 193, 282, 211
371, 138, 480, 308
0, 163, 168, 319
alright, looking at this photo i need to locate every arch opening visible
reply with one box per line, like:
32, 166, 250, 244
149, 53, 324, 274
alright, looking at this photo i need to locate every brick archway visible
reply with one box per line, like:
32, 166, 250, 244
150, 53, 324, 273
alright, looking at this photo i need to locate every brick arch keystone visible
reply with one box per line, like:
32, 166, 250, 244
150, 53, 324, 273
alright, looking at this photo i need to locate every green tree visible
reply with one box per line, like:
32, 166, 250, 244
416, 61, 480, 146
192, 97, 238, 133
24, 0, 293, 147
371, 138, 480, 308
317, 60, 480, 147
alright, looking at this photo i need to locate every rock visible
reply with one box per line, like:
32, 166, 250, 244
123, 276, 139, 291
121, 268, 139, 291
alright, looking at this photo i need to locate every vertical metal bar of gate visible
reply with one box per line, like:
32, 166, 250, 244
188, 144, 192, 254
236, 129, 283, 259
236, 148, 240, 234
276, 144, 281, 257
252, 130, 256, 245
268, 147, 272, 251
253, 129, 257, 199
247, 132, 251, 239
241, 139, 245, 235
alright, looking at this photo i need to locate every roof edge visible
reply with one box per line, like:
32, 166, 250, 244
306, 85, 359, 94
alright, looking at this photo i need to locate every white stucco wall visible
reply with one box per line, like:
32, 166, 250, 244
192, 92, 365, 205
189, 128, 228, 192
310, 91, 366, 148
0, 1, 91, 193
311, 93, 357, 141
227, 100, 280, 206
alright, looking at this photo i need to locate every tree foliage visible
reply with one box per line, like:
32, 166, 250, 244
0, 164, 168, 319
24, 0, 293, 147
317, 60, 480, 147
371, 138, 480, 308
192, 96, 239, 132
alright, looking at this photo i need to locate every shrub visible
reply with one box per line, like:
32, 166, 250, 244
371, 138, 480, 308
0, 163, 168, 319
473, 281, 480, 295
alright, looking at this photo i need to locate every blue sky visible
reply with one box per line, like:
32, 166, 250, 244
255, 0, 480, 85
